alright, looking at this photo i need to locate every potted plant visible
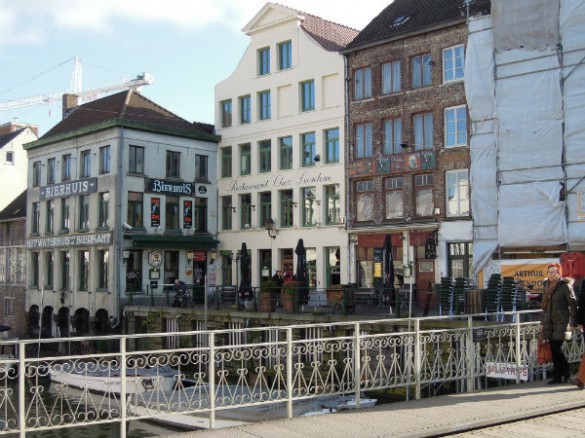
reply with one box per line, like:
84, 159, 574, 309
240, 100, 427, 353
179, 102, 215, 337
282, 280, 298, 314
259, 279, 276, 312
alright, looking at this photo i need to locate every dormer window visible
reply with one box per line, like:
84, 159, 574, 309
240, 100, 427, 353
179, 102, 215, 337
391, 15, 410, 27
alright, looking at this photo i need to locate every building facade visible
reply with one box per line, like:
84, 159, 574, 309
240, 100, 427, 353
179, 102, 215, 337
24, 90, 219, 339
215, 3, 358, 290
0, 191, 27, 340
343, 0, 489, 305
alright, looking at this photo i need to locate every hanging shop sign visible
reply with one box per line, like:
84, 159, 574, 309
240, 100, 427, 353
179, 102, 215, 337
183, 200, 193, 229
150, 198, 160, 227
193, 251, 206, 261
148, 250, 162, 267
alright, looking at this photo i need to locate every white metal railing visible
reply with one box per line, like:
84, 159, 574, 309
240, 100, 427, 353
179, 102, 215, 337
0, 310, 581, 437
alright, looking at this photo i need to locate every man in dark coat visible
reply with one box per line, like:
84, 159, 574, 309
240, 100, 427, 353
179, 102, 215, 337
540, 263, 577, 384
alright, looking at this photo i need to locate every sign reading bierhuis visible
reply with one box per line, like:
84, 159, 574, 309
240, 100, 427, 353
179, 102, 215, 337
40, 178, 98, 200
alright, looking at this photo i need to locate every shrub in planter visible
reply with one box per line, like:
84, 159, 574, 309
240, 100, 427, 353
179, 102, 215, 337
259, 279, 277, 312
282, 281, 298, 313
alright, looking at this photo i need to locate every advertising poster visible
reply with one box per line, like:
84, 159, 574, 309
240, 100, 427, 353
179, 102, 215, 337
183, 200, 193, 229
500, 258, 557, 292
150, 197, 160, 227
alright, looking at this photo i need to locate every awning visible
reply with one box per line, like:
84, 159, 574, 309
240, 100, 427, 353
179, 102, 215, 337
125, 233, 219, 250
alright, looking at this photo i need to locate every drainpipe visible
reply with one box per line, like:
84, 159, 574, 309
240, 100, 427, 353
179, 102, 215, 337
343, 53, 353, 284
113, 127, 125, 329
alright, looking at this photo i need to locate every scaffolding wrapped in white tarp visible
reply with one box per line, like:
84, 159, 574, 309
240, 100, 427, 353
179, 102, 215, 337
468, 0, 585, 275
466, 16, 498, 275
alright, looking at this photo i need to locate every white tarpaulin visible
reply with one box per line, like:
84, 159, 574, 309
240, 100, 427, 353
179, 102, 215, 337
498, 181, 567, 246
468, 0, 585, 275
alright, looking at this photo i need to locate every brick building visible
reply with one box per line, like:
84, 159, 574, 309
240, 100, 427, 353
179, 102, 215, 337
342, 0, 490, 306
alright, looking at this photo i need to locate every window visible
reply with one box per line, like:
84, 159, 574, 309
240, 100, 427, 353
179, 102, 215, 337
220, 99, 232, 127
5, 151, 13, 164
127, 192, 143, 228
326, 247, 341, 288
411, 54, 432, 88
78, 250, 89, 291
300, 80, 315, 112
383, 118, 403, 155
221, 196, 233, 230
355, 123, 373, 158
46, 200, 54, 234
32, 202, 40, 234
278, 40, 292, 70
47, 158, 56, 184
354, 67, 372, 100
62, 154, 71, 181
258, 90, 271, 120
445, 105, 467, 147
45, 252, 54, 289
80, 150, 91, 178
99, 145, 111, 174
301, 132, 316, 167
325, 128, 339, 163
259, 192, 272, 225
195, 155, 208, 181
443, 45, 465, 82
221, 147, 232, 178
258, 47, 270, 76
99, 192, 109, 228
5, 298, 14, 317
31, 252, 39, 288
279, 136, 293, 170
125, 250, 143, 292
79, 195, 90, 230
32, 161, 41, 187
195, 198, 207, 232
356, 180, 374, 221
302, 187, 316, 227
448, 242, 473, 278
446, 169, 470, 216
166, 151, 180, 178
60, 198, 70, 231
413, 112, 433, 150
280, 190, 293, 227
98, 250, 109, 289
325, 184, 340, 225
239, 95, 251, 124
166, 196, 179, 229
60, 251, 70, 290
240, 144, 251, 176
385, 177, 404, 219
415, 174, 434, 217
240, 194, 252, 228
129, 145, 144, 174
258, 140, 271, 173
382, 61, 401, 94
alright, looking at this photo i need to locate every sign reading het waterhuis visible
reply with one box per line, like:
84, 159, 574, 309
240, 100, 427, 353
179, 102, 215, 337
27, 232, 113, 249
147, 179, 194, 196
40, 178, 98, 200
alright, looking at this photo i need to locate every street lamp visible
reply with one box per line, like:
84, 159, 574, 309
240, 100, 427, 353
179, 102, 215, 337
265, 218, 279, 239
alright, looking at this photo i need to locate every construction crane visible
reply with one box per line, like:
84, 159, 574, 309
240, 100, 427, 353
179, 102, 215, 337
0, 57, 154, 111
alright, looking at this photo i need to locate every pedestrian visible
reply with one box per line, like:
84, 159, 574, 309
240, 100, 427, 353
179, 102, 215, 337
172, 279, 188, 308
540, 263, 577, 384
569, 279, 585, 389
272, 270, 284, 306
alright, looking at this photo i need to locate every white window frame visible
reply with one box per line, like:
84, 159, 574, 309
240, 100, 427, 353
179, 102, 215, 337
445, 105, 467, 148
446, 169, 470, 217
443, 45, 465, 83
382, 61, 401, 94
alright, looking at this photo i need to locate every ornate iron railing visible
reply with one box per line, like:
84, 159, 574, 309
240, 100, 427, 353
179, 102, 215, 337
0, 310, 581, 437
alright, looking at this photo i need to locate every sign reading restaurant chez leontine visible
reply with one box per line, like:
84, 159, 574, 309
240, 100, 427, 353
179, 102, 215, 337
227, 169, 335, 193
40, 177, 98, 200
27, 232, 113, 249
146, 178, 194, 196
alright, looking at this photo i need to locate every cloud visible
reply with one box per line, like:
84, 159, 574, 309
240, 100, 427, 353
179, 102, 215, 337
0, 0, 389, 47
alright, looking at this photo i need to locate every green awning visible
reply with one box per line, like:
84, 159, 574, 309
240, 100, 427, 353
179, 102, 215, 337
126, 233, 219, 250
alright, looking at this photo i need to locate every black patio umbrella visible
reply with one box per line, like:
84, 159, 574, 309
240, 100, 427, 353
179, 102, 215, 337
0, 324, 11, 332
382, 234, 396, 315
295, 239, 310, 306
238, 242, 253, 300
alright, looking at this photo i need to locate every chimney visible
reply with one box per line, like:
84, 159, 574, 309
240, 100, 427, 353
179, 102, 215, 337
62, 94, 79, 119
0, 121, 39, 137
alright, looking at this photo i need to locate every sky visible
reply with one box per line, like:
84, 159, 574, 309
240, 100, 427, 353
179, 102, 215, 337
0, 0, 392, 136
